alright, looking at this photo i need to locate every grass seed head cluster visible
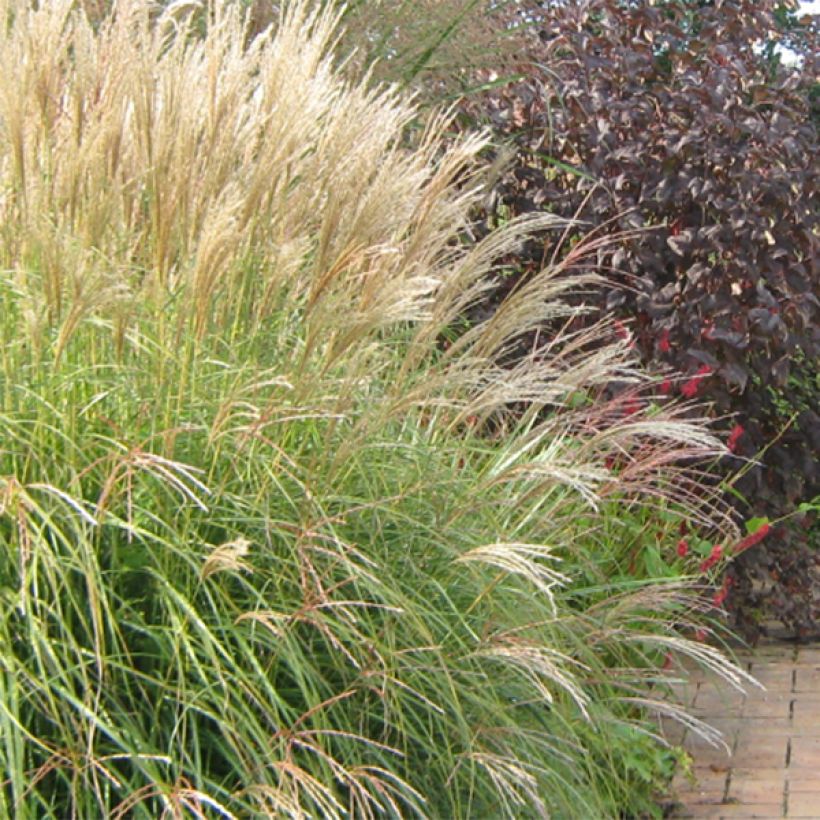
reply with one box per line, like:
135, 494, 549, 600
0, 1, 747, 817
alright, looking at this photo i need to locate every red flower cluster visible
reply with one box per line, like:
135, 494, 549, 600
699, 543, 723, 573
676, 539, 689, 558
713, 576, 734, 607
733, 523, 771, 555
660, 377, 673, 395
727, 424, 744, 453
681, 365, 712, 399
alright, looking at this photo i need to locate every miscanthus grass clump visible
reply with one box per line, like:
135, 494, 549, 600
0, 1, 750, 817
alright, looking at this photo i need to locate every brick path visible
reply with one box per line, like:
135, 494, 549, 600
667, 643, 820, 819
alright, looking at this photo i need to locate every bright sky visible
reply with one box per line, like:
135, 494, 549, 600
778, 1, 818, 63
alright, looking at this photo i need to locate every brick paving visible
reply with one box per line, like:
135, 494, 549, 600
666, 644, 820, 819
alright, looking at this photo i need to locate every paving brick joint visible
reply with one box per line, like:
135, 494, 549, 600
665, 644, 820, 819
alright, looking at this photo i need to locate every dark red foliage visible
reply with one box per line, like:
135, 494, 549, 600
727, 424, 745, 454
681, 366, 712, 399
459, 0, 820, 639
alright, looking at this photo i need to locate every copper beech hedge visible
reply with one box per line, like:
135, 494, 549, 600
456, 0, 819, 639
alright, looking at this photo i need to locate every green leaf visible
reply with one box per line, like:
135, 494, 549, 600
642, 544, 668, 577
533, 151, 597, 182
745, 516, 770, 535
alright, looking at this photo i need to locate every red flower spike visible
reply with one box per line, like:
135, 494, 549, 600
699, 545, 723, 573
677, 539, 689, 558
733, 524, 771, 555
660, 378, 673, 395
713, 576, 732, 607
658, 329, 671, 353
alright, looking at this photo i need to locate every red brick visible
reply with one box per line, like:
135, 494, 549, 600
726, 768, 785, 804
717, 804, 783, 818
789, 737, 820, 769
749, 664, 795, 692
787, 791, 820, 817
793, 667, 820, 694
743, 692, 792, 719
795, 648, 820, 665
790, 696, 820, 723
788, 768, 820, 792
730, 738, 788, 769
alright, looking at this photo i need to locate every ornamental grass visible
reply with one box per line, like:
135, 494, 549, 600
0, 1, 749, 817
